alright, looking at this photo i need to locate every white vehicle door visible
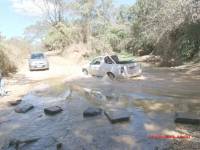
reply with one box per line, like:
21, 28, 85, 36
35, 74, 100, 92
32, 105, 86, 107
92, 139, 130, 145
89, 57, 103, 76
100, 56, 115, 74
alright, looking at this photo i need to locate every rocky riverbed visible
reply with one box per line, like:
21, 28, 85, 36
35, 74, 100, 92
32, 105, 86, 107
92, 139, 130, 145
0, 59, 200, 150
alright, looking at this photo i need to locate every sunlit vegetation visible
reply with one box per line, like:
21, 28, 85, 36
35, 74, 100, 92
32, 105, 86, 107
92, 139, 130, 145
25, 0, 199, 66
0, 35, 32, 75
1, 0, 200, 75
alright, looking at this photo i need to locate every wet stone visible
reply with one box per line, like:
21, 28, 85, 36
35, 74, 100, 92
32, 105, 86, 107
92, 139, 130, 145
8, 99, 22, 106
9, 138, 39, 149
83, 107, 102, 117
175, 112, 200, 125
104, 109, 130, 124
44, 106, 63, 115
15, 104, 34, 113
16, 137, 57, 150
57, 143, 63, 150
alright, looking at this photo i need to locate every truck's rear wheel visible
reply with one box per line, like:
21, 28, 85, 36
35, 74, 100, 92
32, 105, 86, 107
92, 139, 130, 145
107, 72, 115, 80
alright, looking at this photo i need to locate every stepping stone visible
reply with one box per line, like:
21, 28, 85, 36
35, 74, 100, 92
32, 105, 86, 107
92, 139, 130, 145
11, 137, 57, 150
15, 104, 34, 113
175, 112, 200, 125
8, 99, 22, 106
57, 143, 63, 150
104, 109, 130, 124
8, 138, 40, 148
44, 106, 63, 115
83, 107, 102, 117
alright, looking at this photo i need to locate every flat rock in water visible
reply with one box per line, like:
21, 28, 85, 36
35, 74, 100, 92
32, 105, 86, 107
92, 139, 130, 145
12, 137, 57, 150
15, 104, 34, 113
83, 107, 102, 117
44, 106, 63, 115
104, 109, 130, 124
57, 143, 63, 150
8, 138, 40, 148
8, 99, 22, 106
175, 112, 200, 125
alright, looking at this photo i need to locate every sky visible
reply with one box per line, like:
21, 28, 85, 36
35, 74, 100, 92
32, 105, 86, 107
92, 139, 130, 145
0, 0, 135, 38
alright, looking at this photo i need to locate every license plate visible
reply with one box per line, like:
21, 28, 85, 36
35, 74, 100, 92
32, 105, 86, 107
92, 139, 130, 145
36, 64, 44, 68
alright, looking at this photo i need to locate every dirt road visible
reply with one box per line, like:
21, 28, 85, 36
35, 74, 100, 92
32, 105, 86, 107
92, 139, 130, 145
0, 55, 83, 106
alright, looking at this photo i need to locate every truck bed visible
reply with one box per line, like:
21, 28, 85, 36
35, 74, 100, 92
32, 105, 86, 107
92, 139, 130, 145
116, 60, 134, 64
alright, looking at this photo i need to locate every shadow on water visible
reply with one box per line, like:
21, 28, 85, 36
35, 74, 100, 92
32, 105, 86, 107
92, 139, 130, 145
0, 66, 200, 149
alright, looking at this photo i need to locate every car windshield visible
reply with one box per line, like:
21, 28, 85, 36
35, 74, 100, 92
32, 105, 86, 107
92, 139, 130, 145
31, 53, 44, 59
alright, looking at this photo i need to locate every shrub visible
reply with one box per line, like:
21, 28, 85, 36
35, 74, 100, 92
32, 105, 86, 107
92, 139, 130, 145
0, 44, 17, 76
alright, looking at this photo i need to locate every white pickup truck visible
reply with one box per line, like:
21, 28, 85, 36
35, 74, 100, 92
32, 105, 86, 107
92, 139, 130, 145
82, 55, 142, 79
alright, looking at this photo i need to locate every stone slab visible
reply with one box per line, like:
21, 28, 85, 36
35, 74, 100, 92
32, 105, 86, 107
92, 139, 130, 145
15, 104, 34, 113
57, 143, 63, 150
175, 112, 200, 125
44, 106, 63, 115
104, 109, 130, 124
8, 99, 22, 106
83, 107, 102, 117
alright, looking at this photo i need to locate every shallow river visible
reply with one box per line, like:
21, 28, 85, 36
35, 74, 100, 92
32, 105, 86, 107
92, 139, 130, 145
0, 65, 199, 150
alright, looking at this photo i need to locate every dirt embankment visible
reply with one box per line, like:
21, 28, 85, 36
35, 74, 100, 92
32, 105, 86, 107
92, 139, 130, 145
135, 54, 200, 76
174, 62, 200, 76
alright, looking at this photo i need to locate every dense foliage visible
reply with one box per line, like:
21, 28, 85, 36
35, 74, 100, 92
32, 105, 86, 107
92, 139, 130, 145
25, 0, 200, 66
129, 0, 200, 65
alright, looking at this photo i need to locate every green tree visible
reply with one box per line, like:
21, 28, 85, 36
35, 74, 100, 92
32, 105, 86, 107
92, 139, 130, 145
43, 22, 81, 51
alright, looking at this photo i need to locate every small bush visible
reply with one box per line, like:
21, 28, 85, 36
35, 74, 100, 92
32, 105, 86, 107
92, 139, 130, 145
0, 44, 17, 76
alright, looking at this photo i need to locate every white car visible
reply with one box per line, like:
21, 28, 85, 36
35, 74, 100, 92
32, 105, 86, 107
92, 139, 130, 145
82, 55, 142, 79
29, 52, 49, 71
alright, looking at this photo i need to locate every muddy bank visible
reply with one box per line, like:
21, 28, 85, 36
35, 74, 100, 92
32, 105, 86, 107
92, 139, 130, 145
174, 62, 200, 76
135, 55, 200, 73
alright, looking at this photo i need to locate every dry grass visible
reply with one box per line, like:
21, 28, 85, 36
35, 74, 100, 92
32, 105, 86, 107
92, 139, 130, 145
0, 49, 17, 76
0, 39, 30, 76
61, 43, 91, 64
